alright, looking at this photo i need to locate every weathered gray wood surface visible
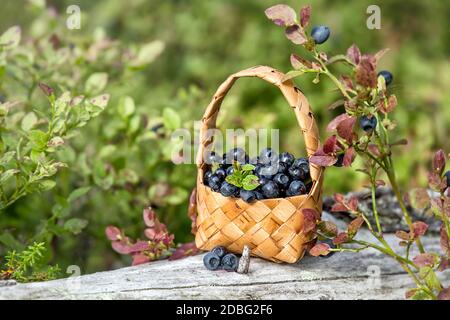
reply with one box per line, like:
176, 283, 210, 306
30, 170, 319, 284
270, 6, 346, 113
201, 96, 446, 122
1, 213, 448, 300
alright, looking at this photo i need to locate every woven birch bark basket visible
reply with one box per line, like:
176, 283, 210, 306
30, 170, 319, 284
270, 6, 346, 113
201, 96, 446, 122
195, 65, 324, 263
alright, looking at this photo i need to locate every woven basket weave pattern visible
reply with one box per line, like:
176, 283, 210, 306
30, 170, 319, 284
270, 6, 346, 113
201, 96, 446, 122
195, 66, 324, 263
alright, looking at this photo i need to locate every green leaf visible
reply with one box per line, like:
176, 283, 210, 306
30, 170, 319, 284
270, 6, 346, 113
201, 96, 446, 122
89, 94, 110, 109
117, 96, 135, 118
63, 218, 88, 235
163, 108, 181, 130
0, 232, 24, 250
241, 164, 255, 171
409, 289, 431, 300
282, 70, 305, 82
85, 72, 108, 95
128, 40, 165, 69
165, 187, 188, 205
226, 175, 243, 188
38, 180, 56, 191
21, 112, 38, 131
419, 267, 442, 292
68, 186, 91, 203
0, 26, 21, 49
28, 130, 48, 151
242, 174, 260, 190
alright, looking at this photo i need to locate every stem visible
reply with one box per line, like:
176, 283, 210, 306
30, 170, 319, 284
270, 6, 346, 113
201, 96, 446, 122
386, 164, 425, 253
370, 168, 383, 235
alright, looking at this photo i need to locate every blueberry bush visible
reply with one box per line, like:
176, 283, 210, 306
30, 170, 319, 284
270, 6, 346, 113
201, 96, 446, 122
265, 3, 449, 299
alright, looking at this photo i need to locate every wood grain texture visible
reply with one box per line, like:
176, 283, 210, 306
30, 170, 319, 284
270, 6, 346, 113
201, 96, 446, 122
1, 213, 448, 300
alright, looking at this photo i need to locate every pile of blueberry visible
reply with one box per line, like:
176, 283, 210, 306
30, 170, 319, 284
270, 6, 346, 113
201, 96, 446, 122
203, 148, 312, 203
203, 246, 239, 272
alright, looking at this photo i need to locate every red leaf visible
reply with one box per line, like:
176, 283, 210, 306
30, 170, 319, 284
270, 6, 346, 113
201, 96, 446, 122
333, 193, 345, 203
433, 149, 446, 176
299, 5, 311, 27
336, 117, 356, 144
290, 53, 312, 70
368, 144, 381, 157
309, 243, 331, 257
340, 75, 354, 91
348, 216, 364, 235
438, 258, 449, 272
285, 25, 307, 45
128, 240, 150, 253
326, 113, 352, 132
310, 154, 337, 167
265, 4, 297, 26
317, 221, 338, 237
169, 242, 201, 261
412, 221, 429, 239
132, 254, 150, 266
428, 172, 446, 191
323, 135, 338, 154
346, 44, 361, 65
441, 225, 449, 255
143, 207, 157, 227
38, 82, 54, 96
331, 203, 348, 212
105, 226, 122, 241
333, 232, 349, 245
395, 230, 411, 241
111, 240, 132, 255
412, 253, 436, 268
355, 54, 377, 88
302, 208, 319, 233
343, 147, 356, 167
438, 287, 450, 300
347, 197, 359, 211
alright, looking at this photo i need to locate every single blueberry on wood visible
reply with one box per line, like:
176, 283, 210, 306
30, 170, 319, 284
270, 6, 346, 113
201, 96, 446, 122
221, 253, 239, 272
203, 252, 221, 271
359, 115, 377, 132
378, 70, 393, 86
311, 25, 330, 44
212, 246, 227, 258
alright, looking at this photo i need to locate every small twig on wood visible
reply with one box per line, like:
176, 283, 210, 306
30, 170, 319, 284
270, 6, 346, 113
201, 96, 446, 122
237, 245, 250, 274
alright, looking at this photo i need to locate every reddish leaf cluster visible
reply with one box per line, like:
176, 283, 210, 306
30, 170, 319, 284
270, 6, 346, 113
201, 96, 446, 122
106, 207, 199, 265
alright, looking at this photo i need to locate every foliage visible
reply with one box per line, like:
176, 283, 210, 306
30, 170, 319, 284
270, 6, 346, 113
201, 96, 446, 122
225, 162, 259, 190
0, 242, 60, 282
264, 2, 449, 299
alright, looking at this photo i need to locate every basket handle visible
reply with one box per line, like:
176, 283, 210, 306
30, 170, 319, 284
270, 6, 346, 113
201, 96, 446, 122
196, 65, 321, 179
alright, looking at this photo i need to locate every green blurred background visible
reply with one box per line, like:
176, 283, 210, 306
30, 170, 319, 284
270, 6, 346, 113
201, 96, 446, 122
0, 0, 449, 274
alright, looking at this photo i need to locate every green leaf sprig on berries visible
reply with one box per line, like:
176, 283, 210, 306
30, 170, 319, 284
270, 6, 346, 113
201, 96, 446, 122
266, 3, 449, 300
225, 162, 260, 191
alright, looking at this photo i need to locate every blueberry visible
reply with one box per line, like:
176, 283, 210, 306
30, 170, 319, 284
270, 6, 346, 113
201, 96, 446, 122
258, 176, 270, 186
288, 166, 307, 180
226, 147, 247, 164
203, 252, 221, 271
254, 191, 265, 200
286, 180, 307, 196
203, 170, 213, 185
220, 181, 239, 197
261, 181, 280, 199
311, 25, 330, 44
359, 115, 377, 132
206, 151, 220, 165
208, 174, 222, 192
226, 166, 234, 176
240, 189, 256, 203
277, 162, 289, 174
319, 239, 336, 258
215, 167, 226, 180
212, 246, 227, 258
292, 157, 309, 169
220, 253, 239, 272
273, 173, 290, 189
378, 70, 393, 86
279, 152, 295, 166
334, 153, 344, 167
259, 148, 278, 165
445, 170, 450, 188
219, 154, 230, 167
